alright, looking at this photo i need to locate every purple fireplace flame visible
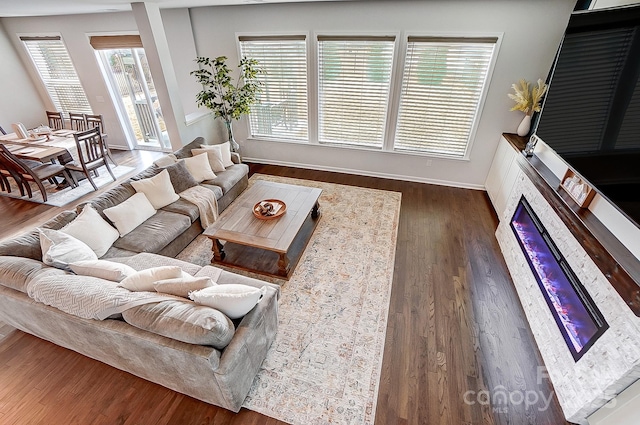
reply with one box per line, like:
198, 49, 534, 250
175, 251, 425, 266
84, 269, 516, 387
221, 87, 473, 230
510, 197, 608, 361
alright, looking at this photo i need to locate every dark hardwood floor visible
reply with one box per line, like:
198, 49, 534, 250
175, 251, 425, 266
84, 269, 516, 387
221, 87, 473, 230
0, 151, 570, 424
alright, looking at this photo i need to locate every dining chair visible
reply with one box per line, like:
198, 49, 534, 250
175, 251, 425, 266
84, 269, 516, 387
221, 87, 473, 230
0, 155, 19, 194
84, 113, 117, 166
65, 127, 116, 191
0, 125, 6, 135
0, 144, 75, 202
68, 112, 87, 131
46, 111, 65, 130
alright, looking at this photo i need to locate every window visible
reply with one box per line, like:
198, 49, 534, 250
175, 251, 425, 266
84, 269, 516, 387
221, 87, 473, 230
21, 36, 92, 115
394, 37, 497, 157
239, 36, 308, 141
318, 36, 395, 148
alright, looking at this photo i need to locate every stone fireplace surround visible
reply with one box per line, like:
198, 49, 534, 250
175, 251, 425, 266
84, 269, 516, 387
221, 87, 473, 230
495, 169, 640, 424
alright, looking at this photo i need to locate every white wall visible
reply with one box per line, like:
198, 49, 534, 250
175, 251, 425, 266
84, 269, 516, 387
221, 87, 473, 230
0, 21, 45, 132
189, 0, 575, 188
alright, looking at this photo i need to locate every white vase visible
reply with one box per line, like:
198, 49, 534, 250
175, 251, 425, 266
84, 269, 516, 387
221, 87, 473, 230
517, 114, 532, 137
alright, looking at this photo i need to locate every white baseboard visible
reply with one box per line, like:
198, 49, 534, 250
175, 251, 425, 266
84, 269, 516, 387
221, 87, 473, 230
243, 157, 486, 191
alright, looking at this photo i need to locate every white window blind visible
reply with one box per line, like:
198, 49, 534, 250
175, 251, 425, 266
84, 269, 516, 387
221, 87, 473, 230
21, 36, 92, 116
239, 36, 308, 141
318, 36, 395, 148
395, 37, 496, 157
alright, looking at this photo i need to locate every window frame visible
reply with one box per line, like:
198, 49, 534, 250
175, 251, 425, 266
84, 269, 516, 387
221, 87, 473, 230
18, 33, 93, 117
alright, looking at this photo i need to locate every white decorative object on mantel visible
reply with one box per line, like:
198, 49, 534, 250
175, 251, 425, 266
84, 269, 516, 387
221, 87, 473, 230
517, 114, 532, 136
495, 170, 640, 425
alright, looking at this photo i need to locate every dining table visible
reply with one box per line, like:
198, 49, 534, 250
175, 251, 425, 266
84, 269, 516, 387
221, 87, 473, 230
0, 129, 78, 164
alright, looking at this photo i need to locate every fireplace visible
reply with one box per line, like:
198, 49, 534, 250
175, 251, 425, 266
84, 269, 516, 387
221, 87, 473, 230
510, 196, 609, 361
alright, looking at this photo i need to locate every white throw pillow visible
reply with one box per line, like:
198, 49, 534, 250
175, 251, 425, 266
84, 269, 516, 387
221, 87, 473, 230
38, 228, 98, 270
131, 169, 180, 209
191, 148, 226, 172
119, 266, 184, 292
70, 260, 137, 282
103, 193, 157, 237
153, 154, 178, 168
153, 275, 215, 298
61, 204, 119, 257
182, 153, 216, 182
200, 142, 233, 168
189, 284, 267, 319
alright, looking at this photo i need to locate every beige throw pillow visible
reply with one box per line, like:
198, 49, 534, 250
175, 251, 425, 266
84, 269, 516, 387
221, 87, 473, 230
182, 153, 216, 182
38, 228, 98, 270
61, 204, 119, 257
70, 260, 137, 282
130, 169, 180, 209
153, 275, 215, 298
191, 148, 226, 172
189, 284, 266, 319
103, 193, 157, 237
200, 142, 233, 168
119, 266, 184, 292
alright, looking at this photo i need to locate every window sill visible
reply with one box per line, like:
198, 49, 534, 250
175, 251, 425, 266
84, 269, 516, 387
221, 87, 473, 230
246, 136, 470, 161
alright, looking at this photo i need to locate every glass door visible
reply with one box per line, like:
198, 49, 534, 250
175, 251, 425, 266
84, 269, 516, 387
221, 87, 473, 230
98, 48, 170, 150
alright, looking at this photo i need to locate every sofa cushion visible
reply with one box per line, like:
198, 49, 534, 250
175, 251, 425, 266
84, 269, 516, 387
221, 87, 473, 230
153, 276, 215, 298
119, 266, 184, 292
163, 161, 199, 194
202, 163, 249, 194
199, 184, 223, 200
0, 256, 69, 293
69, 260, 137, 283
113, 210, 191, 254
174, 137, 205, 159
39, 228, 98, 270
0, 210, 77, 261
190, 284, 267, 319
183, 153, 216, 182
104, 193, 157, 237
122, 300, 235, 349
130, 169, 180, 209
61, 204, 119, 257
160, 198, 200, 223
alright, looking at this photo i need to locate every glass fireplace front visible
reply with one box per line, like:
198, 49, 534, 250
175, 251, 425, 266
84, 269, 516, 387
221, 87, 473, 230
510, 196, 608, 361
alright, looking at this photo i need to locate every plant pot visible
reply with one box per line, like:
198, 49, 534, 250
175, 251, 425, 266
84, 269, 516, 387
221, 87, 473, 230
517, 114, 532, 137
225, 120, 240, 153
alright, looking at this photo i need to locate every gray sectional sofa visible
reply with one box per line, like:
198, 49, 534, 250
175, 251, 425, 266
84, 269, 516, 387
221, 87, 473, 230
0, 138, 279, 412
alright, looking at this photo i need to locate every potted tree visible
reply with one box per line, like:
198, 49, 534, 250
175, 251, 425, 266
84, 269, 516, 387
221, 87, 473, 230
191, 56, 263, 152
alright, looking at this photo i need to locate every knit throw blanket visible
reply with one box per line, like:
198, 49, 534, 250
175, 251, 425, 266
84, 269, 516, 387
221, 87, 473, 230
27, 274, 175, 321
179, 186, 219, 228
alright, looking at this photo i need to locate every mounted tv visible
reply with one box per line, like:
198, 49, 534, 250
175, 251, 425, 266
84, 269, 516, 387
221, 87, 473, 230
533, 5, 640, 228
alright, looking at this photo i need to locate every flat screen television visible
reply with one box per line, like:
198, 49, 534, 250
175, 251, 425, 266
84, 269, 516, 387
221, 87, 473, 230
533, 5, 640, 228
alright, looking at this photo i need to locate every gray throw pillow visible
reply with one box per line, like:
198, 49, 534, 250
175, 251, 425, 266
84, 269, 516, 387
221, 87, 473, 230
163, 160, 199, 194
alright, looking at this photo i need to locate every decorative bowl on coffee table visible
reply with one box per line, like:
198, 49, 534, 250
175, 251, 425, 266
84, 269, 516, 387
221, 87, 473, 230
253, 199, 287, 220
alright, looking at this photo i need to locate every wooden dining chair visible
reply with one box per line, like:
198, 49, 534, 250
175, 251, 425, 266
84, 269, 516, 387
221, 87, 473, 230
84, 113, 117, 166
0, 144, 75, 202
0, 125, 6, 135
46, 111, 65, 130
68, 112, 87, 131
65, 127, 116, 191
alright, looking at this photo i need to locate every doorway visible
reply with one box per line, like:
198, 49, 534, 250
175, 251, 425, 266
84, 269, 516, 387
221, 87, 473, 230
98, 48, 170, 150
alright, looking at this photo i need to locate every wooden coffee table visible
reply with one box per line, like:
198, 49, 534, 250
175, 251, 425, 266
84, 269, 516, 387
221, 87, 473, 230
203, 180, 322, 279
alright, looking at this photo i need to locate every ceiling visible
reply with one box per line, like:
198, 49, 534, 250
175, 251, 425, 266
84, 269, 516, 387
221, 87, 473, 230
0, 0, 352, 18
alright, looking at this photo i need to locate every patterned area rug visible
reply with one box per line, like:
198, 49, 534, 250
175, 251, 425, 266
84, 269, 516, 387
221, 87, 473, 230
0, 165, 134, 207
176, 174, 401, 425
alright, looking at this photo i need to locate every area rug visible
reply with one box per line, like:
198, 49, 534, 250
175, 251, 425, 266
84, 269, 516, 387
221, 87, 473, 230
0, 165, 135, 207
176, 174, 401, 425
